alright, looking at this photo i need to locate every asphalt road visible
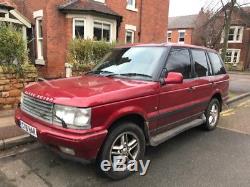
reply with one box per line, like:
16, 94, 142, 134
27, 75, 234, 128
229, 73, 250, 94
1, 98, 250, 187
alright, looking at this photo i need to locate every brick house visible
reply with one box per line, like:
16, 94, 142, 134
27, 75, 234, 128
8, 0, 169, 78
220, 7, 250, 71
167, 7, 250, 71
167, 15, 197, 44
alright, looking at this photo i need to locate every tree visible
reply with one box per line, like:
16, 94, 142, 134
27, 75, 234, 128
0, 23, 27, 65
193, 0, 250, 61
220, 0, 237, 62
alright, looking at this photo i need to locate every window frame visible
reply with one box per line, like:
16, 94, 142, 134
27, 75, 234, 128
93, 20, 112, 42
93, 0, 105, 3
221, 26, 244, 43
126, 0, 138, 12
35, 17, 43, 60
190, 48, 212, 78
207, 51, 226, 75
165, 47, 193, 79
178, 30, 185, 43
167, 31, 172, 42
125, 30, 135, 44
220, 48, 241, 66
73, 18, 86, 39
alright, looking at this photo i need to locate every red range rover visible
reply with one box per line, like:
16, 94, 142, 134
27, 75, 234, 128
15, 43, 229, 179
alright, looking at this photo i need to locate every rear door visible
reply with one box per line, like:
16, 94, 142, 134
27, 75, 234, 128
157, 47, 198, 133
207, 52, 229, 102
189, 49, 214, 114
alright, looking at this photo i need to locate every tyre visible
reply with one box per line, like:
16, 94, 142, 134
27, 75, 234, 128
97, 122, 146, 180
203, 98, 221, 130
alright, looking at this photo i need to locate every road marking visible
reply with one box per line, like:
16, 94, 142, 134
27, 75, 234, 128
218, 127, 250, 135
236, 99, 250, 108
221, 109, 235, 117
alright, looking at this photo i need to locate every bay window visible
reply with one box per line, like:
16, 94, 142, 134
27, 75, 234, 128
93, 21, 111, 42
73, 19, 85, 39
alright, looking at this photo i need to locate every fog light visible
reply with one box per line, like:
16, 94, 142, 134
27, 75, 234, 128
59, 146, 75, 155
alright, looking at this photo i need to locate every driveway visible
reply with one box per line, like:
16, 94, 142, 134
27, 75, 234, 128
229, 73, 250, 94
1, 98, 250, 187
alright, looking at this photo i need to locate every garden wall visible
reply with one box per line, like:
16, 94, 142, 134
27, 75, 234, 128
0, 65, 38, 110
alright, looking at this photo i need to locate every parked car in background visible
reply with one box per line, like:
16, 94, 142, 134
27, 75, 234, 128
15, 43, 229, 180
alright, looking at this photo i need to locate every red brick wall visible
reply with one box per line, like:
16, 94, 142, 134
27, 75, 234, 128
168, 29, 193, 44
140, 0, 169, 43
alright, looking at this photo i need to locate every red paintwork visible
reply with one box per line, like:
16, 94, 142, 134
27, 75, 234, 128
165, 72, 183, 84
15, 44, 229, 160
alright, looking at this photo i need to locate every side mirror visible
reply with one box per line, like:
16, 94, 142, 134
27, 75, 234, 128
165, 72, 183, 84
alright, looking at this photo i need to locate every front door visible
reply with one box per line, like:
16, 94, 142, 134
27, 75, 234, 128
157, 47, 197, 133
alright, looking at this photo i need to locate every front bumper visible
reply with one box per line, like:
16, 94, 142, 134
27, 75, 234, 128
15, 108, 108, 160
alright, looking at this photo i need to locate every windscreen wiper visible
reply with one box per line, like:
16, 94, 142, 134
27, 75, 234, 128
119, 73, 152, 78
86, 70, 116, 76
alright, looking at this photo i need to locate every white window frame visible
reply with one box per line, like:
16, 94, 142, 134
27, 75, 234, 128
167, 31, 172, 42
93, 20, 112, 42
67, 14, 117, 41
125, 30, 135, 44
126, 0, 138, 12
220, 48, 241, 66
35, 17, 43, 60
73, 18, 86, 39
33, 10, 44, 65
94, 0, 105, 3
125, 24, 136, 44
221, 26, 244, 43
178, 30, 185, 43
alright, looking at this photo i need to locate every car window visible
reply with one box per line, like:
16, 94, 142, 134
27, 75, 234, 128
192, 49, 209, 77
166, 48, 192, 79
208, 52, 226, 75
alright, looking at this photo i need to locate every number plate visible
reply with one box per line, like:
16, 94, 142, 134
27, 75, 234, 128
20, 121, 37, 138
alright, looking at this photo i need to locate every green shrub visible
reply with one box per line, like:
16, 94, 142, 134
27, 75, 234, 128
0, 24, 28, 65
67, 39, 115, 70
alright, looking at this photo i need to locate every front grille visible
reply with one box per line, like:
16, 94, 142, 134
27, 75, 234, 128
21, 94, 54, 123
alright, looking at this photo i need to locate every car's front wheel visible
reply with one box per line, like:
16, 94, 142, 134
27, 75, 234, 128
203, 98, 221, 130
97, 122, 146, 180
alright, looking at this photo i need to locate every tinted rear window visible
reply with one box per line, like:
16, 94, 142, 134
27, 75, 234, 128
192, 50, 209, 77
208, 52, 226, 75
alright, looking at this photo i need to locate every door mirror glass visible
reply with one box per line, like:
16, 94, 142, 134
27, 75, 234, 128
165, 72, 183, 84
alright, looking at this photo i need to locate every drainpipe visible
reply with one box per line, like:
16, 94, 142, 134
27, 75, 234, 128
138, 0, 143, 42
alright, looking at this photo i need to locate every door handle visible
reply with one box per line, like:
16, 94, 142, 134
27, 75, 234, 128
188, 87, 196, 92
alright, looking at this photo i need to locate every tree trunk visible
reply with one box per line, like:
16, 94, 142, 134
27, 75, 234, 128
221, 0, 237, 62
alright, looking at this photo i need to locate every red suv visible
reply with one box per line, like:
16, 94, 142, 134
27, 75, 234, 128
15, 43, 229, 179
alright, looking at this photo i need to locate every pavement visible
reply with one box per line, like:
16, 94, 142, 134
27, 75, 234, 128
0, 98, 250, 186
0, 110, 26, 141
229, 72, 250, 94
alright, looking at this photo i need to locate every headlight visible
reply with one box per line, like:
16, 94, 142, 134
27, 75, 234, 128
53, 105, 91, 130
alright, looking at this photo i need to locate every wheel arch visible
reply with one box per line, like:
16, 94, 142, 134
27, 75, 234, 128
107, 113, 150, 143
211, 92, 223, 111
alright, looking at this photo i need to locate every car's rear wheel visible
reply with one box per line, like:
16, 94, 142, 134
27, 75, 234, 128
203, 98, 221, 130
97, 122, 145, 180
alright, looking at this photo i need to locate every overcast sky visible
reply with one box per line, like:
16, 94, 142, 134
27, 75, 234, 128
169, 0, 250, 17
